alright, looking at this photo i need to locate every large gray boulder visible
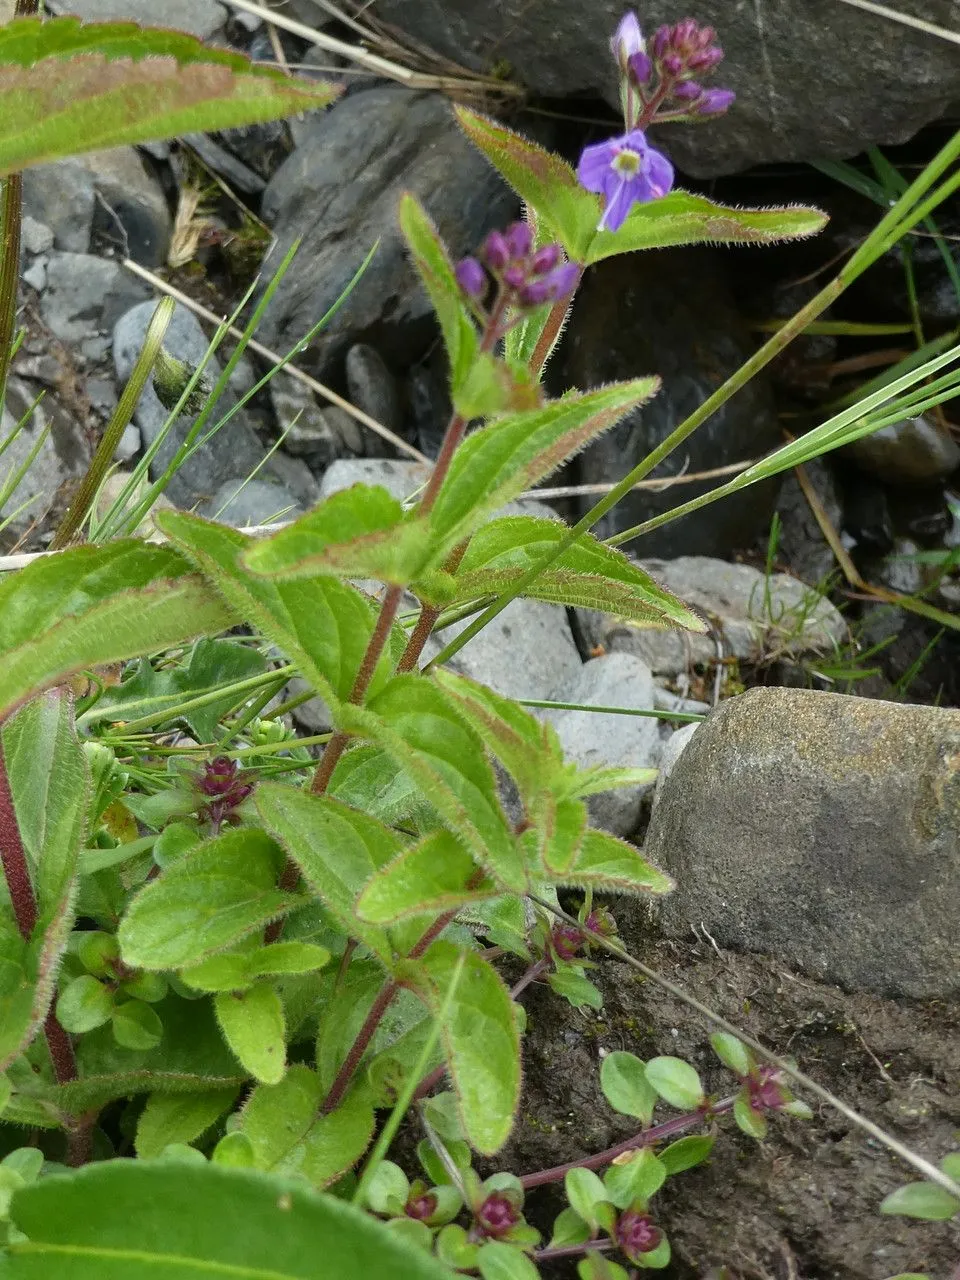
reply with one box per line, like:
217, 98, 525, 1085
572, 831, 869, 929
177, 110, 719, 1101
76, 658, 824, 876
644, 687, 960, 999
303, 0, 960, 177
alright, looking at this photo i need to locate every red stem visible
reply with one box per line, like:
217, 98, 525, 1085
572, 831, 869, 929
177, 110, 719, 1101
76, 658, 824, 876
519, 1094, 736, 1189
534, 1240, 614, 1263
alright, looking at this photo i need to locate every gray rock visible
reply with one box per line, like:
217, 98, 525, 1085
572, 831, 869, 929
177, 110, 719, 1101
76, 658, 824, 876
270, 372, 360, 467
311, 0, 960, 178
21, 217, 54, 256
578, 556, 846, 678
23, 163, 95, 253
319, 458, 431, 503
199, 479, 303, 527
644, 687, 960, 999
558, 250, 780, 557
259, 86, 516, 375
775, 457, 843, 586
22, 259, 47, 293
264, 451, 320, 510
41, 252, 151, 342
541, 652, 659, 837
653, 686, 710, 717
0, 378, 89, 543
346, 344, 402, 434
47, 0, 226, 39
652, 722, 699, 811
115, 424, 141, 463
844, 415, 960, 486
113, 301, 265, 510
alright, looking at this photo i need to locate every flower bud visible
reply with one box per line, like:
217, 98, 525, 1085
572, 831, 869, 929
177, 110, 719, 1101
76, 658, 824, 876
672, 79, 702, 100
627, 49, 653, 85
502, 263, 527, 290
650, 24, 670, 57
698, 87, 736, 115
688, 45, 723, 71
661, 52, 683, 77
455, 256, 486, 298
611, 10, 644, 67
530, 243, 562, 274
482, 230, 510, 270
475, 1193, 520, 1239
615, 1210, 662, 1262
505, 220, 533, 259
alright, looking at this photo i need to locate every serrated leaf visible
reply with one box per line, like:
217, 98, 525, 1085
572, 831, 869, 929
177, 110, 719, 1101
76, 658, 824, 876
0, 1160, 456, 1278
0, 540, 235, 722
645, 1057, 704, 1111
156, 512, 402, 710
600, 1052, 657, 1124
585, 190, 828, 264
657, 1135, 715, 1176
327, 745, 434, 832
345, 678, 523, 892
239, 1065, 374, 1189
603, 1147, 666, 1210
426, 382, 659, 554
135, 1087, 239, 1159
407, 941, 520, 1155
880, 1181, 960, 1221
255, 783, 398, 965
0, 17, 340, 176
215, 983, 287, 1085
118, 828, 299, 971
452, 516, 707, 631
241, 486, 433, 587
0, 690, 92, 1065
560, 829, 673, 895
356, 830, 496, 924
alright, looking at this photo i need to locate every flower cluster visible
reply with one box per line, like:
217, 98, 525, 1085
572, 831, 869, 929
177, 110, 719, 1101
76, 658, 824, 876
456, 221, 580, 310
196, 756, 254, 830
577, 11, 735, 233
615, 1209, 663, 1262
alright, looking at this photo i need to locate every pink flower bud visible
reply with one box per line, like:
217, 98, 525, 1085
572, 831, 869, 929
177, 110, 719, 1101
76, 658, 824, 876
455, 256, 486, 298
650, 24, 670, 58
672, 79, 702, 100
688, 46, 724, 72
627, 49, 653, 84
615, 1211, 662, 1262
661, 52, 683, 76
698, 87, 735, 115
482, 230, 510, 270
502, 263, 527, 289
530, 243, 562, 273
505, 220, 533, 259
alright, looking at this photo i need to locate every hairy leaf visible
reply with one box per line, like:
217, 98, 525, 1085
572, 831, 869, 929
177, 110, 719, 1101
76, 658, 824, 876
118, 828, 298, 971
0, 1160, 456, 1278
215, 983, 287, 1085
239, 1065, 374, 1189
560, 829, 673, 895
156, 512, 402, 709
135, 1087, 239, 1159
356, 830, 496, 924
0, 540, 235, 721
452, 516, 707, 631
0, 17, 340, 175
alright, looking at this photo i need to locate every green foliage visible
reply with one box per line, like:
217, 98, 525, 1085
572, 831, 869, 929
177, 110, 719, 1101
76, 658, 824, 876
881, 1155, 960, 1220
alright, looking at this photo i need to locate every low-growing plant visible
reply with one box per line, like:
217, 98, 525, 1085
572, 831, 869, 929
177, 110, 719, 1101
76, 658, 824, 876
0, 7, 959, 1278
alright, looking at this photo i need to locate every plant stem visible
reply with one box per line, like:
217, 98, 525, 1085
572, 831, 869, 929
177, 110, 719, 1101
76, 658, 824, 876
396, 542, 468, 674
0, 174, 22, 408
534, 1240, 614, 1263
44, 1007, 79, 1085
530, 269, 582, 376
519, 1094, 736, 1189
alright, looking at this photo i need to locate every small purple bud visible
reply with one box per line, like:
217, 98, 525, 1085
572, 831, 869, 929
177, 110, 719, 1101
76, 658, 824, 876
627, 49, 653, 84
611, 10, 644, 64
650, 24, 670, 58
502, 263, 527, 289
530, 243, 562, 274
455, 256, 486, 298
482, 230, 510, 271
672, 79, 702, 101
505, 220, 533, 259
541, 261, 581, 299
476, 1193, 520, 1239
406, 1191, 438, 1221
615, 1211, 662, 1262
696, 24, 717, 48
688, 45, 723, 71
517, 280, 550, 307
748, 1066, 787, 1112
698, 87, 736, 115
661, 52, 683, 77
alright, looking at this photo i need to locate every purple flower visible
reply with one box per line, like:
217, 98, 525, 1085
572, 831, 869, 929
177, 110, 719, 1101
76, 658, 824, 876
475, 1193, 520, 1239
611, 10, 644, 69
504, 220, 533, 259
577, 129, 674, 232
698, 87, 736, 116
672, 79, 702, 101
530, 242, 562, 274
517, 261, 580, 307
455, 256, 486, 298
627, 49, 653, 85
615, 1211, 662, 1262
482, 230, 510, 271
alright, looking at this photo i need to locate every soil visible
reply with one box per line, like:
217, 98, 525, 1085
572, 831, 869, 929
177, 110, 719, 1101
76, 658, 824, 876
486, 924, 960, 1280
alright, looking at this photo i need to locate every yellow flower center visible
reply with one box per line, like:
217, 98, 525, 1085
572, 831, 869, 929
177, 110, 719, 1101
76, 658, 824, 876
612, 148, 641, 177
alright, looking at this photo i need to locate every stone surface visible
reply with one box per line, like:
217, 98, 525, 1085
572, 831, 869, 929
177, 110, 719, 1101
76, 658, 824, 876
558, 250, 780, 556
578, 556, 845, 678
259, 86, 516, 375
23, 163, 95, 253
775, 457, 843, 586
41, 252, 151, 342
303, 0, 960, 178
345, 344, 402, 435
48, 0, 226, 38
113, 301, 266, 510
844, 415, 960, 486
319, 458, 431, 503
21, 217, 54, 256
270, 373, 361, 466
0, 377, 89, 544
651, 722, 699, 811
199, 479, 303, 527
644, 687, 960, 999
541, 652, 660, 837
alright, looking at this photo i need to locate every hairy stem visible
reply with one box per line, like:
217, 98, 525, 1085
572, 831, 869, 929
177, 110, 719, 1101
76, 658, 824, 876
0, 174, 22, 407
530, 269, 582, 377
396, 542, 468, 674
519, 1094, 736, 1189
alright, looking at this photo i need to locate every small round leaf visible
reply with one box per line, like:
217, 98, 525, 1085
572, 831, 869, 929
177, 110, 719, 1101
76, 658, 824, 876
600, 1052, 657, 1123
111, 999, 163, 1050
644, 1057, 704, 1111
57, 975, 114, 1034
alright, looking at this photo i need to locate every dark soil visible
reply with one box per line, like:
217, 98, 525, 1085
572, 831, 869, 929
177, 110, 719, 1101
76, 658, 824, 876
488, 925, 960, 1280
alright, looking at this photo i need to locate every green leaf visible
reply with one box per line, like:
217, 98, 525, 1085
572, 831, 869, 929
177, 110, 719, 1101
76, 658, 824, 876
578, 1257, 630, 1280
600, 1052, 657, 1124
564, 1167, 610, 1231
156, 512, 401, 710
239, 1066, 375, 1189
327, 745, 434, 833
426, 382, 659, 554
645, 1057, 704, 1111
733, 1093, 767, 1140
241, 486, 433, 587
0, 692, 90, 1069
346, 677, 522, 892
880, 1181, 960, 1221
214, 983, 286, 1085
561, 830, 674, 896
635, 1235, 671, 1270
407, 942, 520, 1155
549, 1206, 591, 1248
477, 1241, 541, 1280
135, 1088, 239, 1159
255, 783, 398, 965
250, 942, 331, 978
657, 1135, 715, 1176
546, 968, 603, 1011
943, 1153, 960, 1181
211, 1131, 256, 1169
585, 189, 828, 265
0, 1160, 457, 1278
0, 17, 340, 176
356, 830, 496, 924
362, 1159, 409, 1216
602, 1148, 666, 1210
709, 1032, 753, 1079
452, 517, 707, 631
118, 828, 298, 971
56, 975, 113, 1034
111, 999, 163, 1051
0, 540, 235, 721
